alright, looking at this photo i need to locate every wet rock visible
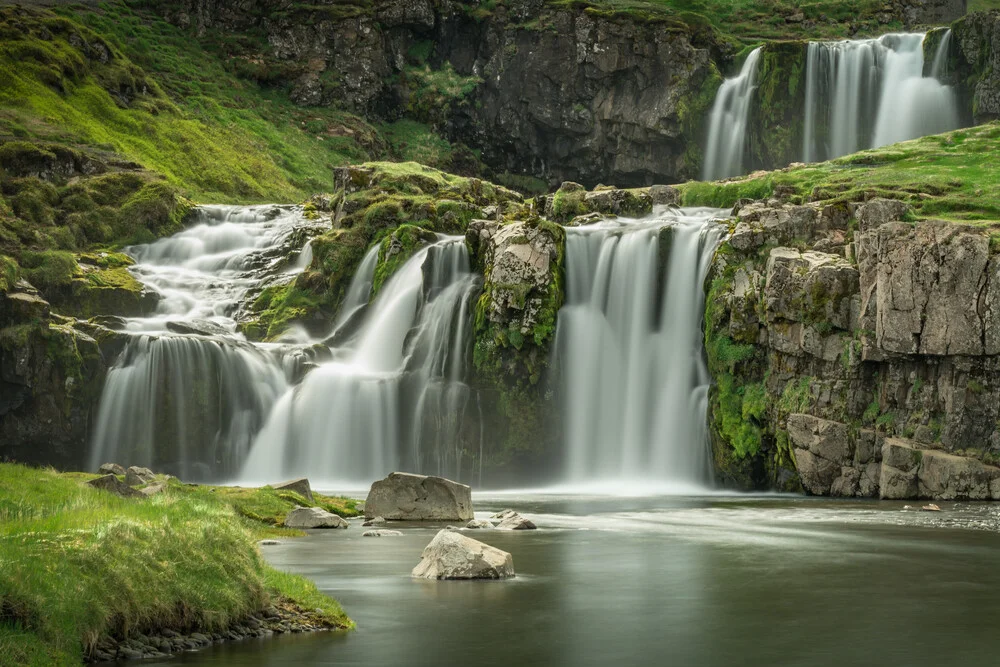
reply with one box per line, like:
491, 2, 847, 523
362, 529, 403, 537
284, 507, 349, 529
648, 184, 680, 207
411, 530, 515, 580
87, 474, 143, 498
365, 472, 473, 521
125, 466, 157, 486
466, 519, 495, 529
496, 514, 537, 530
922, 503, 942, 512
272, 478, 313, 502
165, 319, 230, 336
362, 516, 386, 527
98, 462, 125, 476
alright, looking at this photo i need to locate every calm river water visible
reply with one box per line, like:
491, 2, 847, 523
156, 494, 1000, 667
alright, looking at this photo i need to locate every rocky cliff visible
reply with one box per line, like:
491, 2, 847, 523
706, 195, 1000, 500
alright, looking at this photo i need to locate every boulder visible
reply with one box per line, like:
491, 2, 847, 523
362, 530, 403, 537
466, 519, 495, 529
272, 478, 314, 502
87, 474, 142, 498
140, 482, 168, 497
125, 466, 156, 487
284, 507, 349, 529
917, 450, 1000, 500
364, 472, 473, 521
362, 516, 387, 527
490, 509, 518, 520
411, 530, 515, 580
496, 514, 537, 530
98, 463, 125, 476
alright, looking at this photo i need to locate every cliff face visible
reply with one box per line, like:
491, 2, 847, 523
707, 196, 1000, 500
953, 10, 1000, 123
150, 0, 727, 187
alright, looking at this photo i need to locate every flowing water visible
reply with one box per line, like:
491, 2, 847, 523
88, 205, 321, 479
702, 47, 763, 181
155, 495, 1000, 667
802, 32, 960, 163
239, 238, 480, 486
554, 208, 724, 491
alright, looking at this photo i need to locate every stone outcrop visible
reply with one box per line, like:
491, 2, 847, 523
272, 478, 314, 501
125, 466, 157, 487
87, 474, 143, 498
284, 507, 349, 529
411, 529, 515, 580
709, 197, 1000, 499
364, 472, 474, 521
953, 9, 1000, 124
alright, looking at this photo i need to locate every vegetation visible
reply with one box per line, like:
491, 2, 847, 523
0, 464, 353, 666
680, 123, 1000, 222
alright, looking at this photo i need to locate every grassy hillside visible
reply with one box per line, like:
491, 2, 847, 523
679, 122, 1000, 222
0, 464, 357, 666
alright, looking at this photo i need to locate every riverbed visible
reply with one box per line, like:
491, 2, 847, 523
154, 494, 1000, 666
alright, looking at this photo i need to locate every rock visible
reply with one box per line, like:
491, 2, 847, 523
165, 319, 230, 336
272, 478, 314, 502
362, 516, 386, 527
411, 530, 515, 580
86, 474, 142, 498
362, 529, 403, 537
466, 519, 495, 529
917, 449, 1000, 500
258, 539, 281, 546
98, 462, 125, 476
921, 504, 942, 512
284, 507, 349, 529
140, 482, 167, 497
125, 466, 157, 487
496, 514, 537, 530
364, 472, 473, 521
648, 184, 680, 207
856, 198, 910, 231
490, 509, 518, 520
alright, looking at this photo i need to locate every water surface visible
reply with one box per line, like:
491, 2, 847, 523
158, 495, 1000, 667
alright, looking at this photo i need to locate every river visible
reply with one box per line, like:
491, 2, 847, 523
152, 494, 1000, 667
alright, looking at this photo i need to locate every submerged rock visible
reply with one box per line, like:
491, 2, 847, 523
466, 519, 495, 529
284, 507, 348, 529
362, 529, 403, 537
87, 474, 142, 498
365, 472, 473, 521
165, 319, 230, 337
271, 478, 313, 502
411, 530, 514, 580
362, 516, 387, 527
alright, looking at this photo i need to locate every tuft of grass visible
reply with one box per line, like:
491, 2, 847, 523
0, 464, 354, 665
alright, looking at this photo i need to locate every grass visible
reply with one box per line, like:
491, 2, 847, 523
679, 123, 1000, 223
0, 464, 356, 666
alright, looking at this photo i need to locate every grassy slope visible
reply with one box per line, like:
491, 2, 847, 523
0, 464, 359, 666
678, 122, 1000, 223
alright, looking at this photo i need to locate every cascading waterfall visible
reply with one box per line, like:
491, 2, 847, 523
240, 238, 480, 486
88, 205, 321, 479
553, 207, 724, 491
702, 47, 763, 181
802, 32, 960, 164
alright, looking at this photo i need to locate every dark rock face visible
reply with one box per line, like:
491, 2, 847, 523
954, 10, 1000, 124
895, 0, 967, 25
149, 0, 720, 187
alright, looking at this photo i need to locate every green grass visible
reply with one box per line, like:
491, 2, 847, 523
679, 123, 1000, 223
0, 464, 355, 666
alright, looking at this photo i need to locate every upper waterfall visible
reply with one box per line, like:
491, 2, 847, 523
552, 207, 725, 492
702, 48, 763, 182
802, 32, 960, 164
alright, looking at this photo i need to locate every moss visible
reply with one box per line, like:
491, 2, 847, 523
746, 40, 807, 171
20, 250, 78, 289
551, 188, 586, 222
0, 254, 18, 292
370, 224, 437, 298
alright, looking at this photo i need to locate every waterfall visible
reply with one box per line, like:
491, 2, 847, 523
240, 238, 480, 486
553, 207, 724, 491
802, 33, 960, 164
88, 205, 321, 479
702, 47, 763, 181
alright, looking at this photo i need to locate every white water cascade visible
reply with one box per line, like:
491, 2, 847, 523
802, 32, 960, 164
240, 238, 480, 487
554, 207, 724, 492
702, 47, 763, 181
88, 205, 323, 479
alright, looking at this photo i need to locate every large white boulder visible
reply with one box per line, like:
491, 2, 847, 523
284, 507, 348, 529
365, 472, 473, 521
411, 530, 514, 580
